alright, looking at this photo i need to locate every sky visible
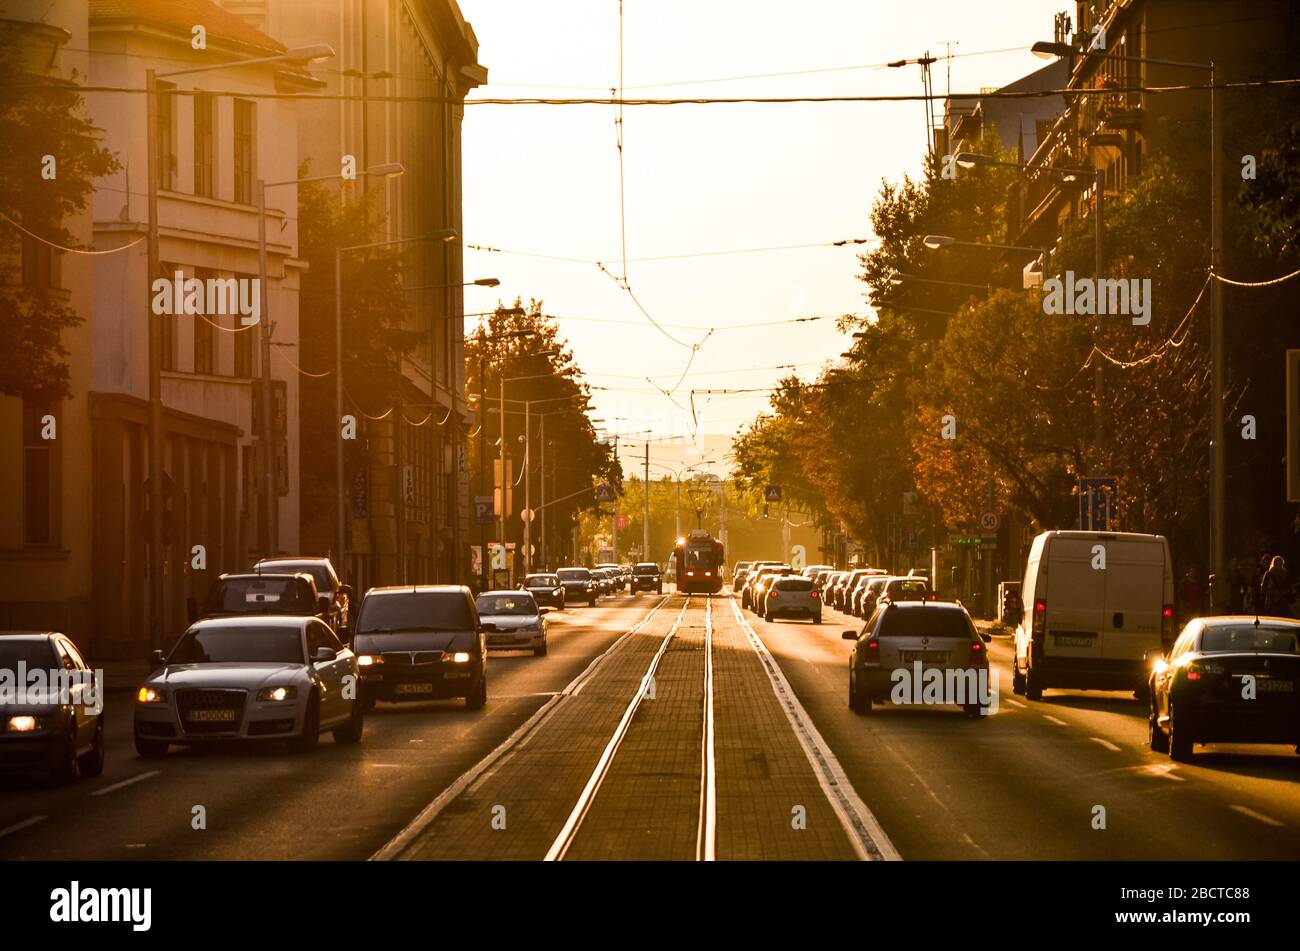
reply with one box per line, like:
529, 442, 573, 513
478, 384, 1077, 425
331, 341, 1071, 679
456, 0, 1066, 475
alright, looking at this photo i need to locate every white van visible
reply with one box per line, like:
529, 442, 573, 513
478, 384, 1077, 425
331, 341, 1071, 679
1012, 531, 1174, 700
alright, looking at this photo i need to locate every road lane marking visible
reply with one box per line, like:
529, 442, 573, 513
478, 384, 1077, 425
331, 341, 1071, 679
1001, 698, 1025, 708
0, 816, 47, 840
1043, 715, 1068, 726
1089, 737, 1121, 751
729, 596, 901, 861
1141, 763, 1186, 781
697, 597, 717, 862
91, 771, 160, 797
371, 594, 672, 861
545, 598, 693, 861
1230, 805, 1284, 827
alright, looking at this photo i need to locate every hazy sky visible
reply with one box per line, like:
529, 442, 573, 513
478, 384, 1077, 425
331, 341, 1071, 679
457, 1, 1065, 473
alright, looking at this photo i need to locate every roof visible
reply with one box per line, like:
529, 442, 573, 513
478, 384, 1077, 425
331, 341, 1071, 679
191, 615, 310, 629
365, 585, 470, 595
257, 556, 333, 565
884, 600, 964, 611
0, 630, 57, 639
479, 590, 532, 597
1198, 615, 1300, 627
90, 0, 286, 55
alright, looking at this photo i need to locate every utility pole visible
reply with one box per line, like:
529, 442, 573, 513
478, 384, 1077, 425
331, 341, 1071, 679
643, 440, 650, 563
539, 414, 547, 570
255, 179, 277, 558
145, 69, 164, 652
1209, 61, 1226, 610
610, 434, 619, 560
523, 401, 531, 573
498, 371, 506, 579
478, 345, 488, 591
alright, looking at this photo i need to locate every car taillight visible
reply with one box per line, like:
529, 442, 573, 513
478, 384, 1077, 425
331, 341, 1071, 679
811, 590, 819, 599
971, 639, 984, 660
1185, 662, 1202, 681
862, 638, 880, 663
1032, 598, 1046, 640
1161, 604, 1175, 648
768, 591, 778, 599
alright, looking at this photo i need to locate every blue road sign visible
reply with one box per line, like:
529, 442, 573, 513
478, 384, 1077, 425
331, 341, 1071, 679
474, 495, 494, 524
1078, 477, 1118, 531
764, 485, 783, 502
595, 483, 616, 502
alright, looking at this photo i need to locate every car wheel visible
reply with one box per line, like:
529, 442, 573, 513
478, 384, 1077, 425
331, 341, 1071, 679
764, 610, 773, 622
51, 729, 78, 784
812, 614, 821, 625
465, 673, 488, 711
1025, 660, 1044, 701
134, 734, 169, 759
589, 597, 597, 607
78, 717, 106, 778
333, 695, 364, 745
854, 681, 873, 715
1168, 703, 1194, 761
1148, 705, 1169, 753
1011, 659, 1027, 696
294, 694, 321, 753
962, 703, 983, 718
534, 641, 548, 657
362, 695, 376, 713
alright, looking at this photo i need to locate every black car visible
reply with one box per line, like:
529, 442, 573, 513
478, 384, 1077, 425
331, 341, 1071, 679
197, 573, 329, 625
0, 631, 105, 783
255, 557, 353, 635
557, 567, 598, 606
1149, 616, 1300, 761
631, 562, 663, 593
521, 573, 566, 609
351, 586, 487, 710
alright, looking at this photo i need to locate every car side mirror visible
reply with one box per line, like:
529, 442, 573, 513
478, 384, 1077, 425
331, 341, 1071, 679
317, 594, 332, 614
149, 649, 166, 670
539, 607, 550, 616
980, 632, 992, 643
842, 630, 858, 641
312, 646, 337, 663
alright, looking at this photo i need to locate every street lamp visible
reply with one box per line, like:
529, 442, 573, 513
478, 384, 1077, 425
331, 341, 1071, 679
143, 44, 334, 650
335, 226, 456, 583
1030, 39, 1224, 605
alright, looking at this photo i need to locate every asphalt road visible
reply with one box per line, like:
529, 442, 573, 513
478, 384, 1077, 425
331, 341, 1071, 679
0, 592, 659, 860
749, 598, 1300, 859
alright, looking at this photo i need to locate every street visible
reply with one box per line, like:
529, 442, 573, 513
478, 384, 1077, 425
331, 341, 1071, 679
8, 588, 1295, 861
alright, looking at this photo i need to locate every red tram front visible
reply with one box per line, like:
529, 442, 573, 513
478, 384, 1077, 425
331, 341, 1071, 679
674, 530, 724, 594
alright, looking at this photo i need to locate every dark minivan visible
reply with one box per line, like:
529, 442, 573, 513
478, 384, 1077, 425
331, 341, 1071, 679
351, 586, 487, 710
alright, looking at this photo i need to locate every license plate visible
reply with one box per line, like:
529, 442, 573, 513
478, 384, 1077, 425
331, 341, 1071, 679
395, 683, 434, 695
188, 708, 238, 722
901, 650, 948, 663
1257, 678, 1294, 693
1054, 635, 1095, 648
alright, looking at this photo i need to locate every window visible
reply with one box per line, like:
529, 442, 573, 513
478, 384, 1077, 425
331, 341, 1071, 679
21, 233, 58, 290
193, 268, 216, 374
156, 80, 177, 190
22, 399, 54, 545
233, 99, 254, 204
193, 92, 214, 198
233, 277, 253, 376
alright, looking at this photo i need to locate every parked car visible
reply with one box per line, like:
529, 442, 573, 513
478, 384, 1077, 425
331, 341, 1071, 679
813, 569, 834, 592
0, 631, 105, 782
351, 586, 487, 710
753, 572, 789, 617
845, 601, 991, 717
595, 564, 624, 593
841, 570, 874, 615
197, 573, 327, 625
764, 576, 822, 623
853, 576, 891, 619
824, 571, 849, 609
133, 615, 363, 757
1148, 616, 1300, 761
880, 576, 933, 605
1013, 531, 1173, 701
631, 562, 664, 593
255, 557, 352, 635
731, 561, 755, 590
801, 564, 834, 580
742, 565, 788, 611
557, 567, 598, 606
477, 590, 549, 656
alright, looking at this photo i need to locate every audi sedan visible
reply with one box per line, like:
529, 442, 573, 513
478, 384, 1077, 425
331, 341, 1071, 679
1149, 616, 1300, 761
477, 590, 549, 656
557, 567, 599, 606
133, 615, 363, 757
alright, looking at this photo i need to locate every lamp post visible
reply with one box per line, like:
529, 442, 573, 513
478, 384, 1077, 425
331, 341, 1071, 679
1032, 40, 1222, 605
144, 44, 333, 650
335, 227, 456, 583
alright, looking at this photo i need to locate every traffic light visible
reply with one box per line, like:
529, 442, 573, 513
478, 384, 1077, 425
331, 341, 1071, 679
762, 504, 769, 519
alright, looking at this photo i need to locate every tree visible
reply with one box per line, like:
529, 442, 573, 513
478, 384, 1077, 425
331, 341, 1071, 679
0, 24, 118, 399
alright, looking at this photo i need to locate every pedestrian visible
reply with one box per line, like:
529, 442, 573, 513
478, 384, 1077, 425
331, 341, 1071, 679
1179, 566, 1203, 624
1261, 555, 1292, 617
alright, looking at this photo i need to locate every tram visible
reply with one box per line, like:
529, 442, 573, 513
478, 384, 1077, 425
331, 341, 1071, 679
673, 529, 724, 594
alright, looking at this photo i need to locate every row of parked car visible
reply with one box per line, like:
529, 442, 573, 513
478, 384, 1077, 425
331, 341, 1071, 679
730, 560, 935, 624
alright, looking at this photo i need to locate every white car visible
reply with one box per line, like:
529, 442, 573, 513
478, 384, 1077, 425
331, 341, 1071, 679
476, 590, 549, 656
133, 615, 363, 757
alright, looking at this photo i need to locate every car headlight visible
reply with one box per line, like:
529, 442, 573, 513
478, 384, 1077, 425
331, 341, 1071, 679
357, 653, 384, 667
136, 686, 167, 704
256, 685, 298, 702
554, 588, 563, 596
7, 715, 40, 732
444, 651, 472, 664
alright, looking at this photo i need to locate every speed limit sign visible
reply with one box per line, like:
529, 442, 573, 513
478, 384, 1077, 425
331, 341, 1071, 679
980, 512, 999, 532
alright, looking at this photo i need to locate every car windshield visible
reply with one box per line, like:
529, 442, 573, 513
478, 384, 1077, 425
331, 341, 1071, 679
0, 639, 56, 672
557, 569, 590, 581
1200, 625, 1300, 654
887, 580, 930, 600
355, 592, 473, 634
774, 579, 813, 591
260, 562, 333, 592
207, 577, 314, 615
878, 609, 973, 639
684, 547, 717, 569
169, 626, 305, 665
476, 594, 537, 617
634, 564, 659, 574
525, 575, 559, 587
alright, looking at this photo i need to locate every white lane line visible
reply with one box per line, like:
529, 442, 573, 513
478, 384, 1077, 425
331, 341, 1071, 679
696, 597, 717, 862
371, 594, 673, 861
1141, 763, 1186, 781
1089, 736, 1121, 752
91, 770, 160, 797
1230, 804, 1285, 827
545, 598, 693, 862
729, 596, 901, 862
1001, 698, 1026, 709
1043, 714, 1068, 726
0, 815, 47, 840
